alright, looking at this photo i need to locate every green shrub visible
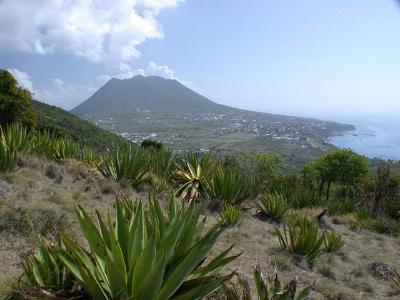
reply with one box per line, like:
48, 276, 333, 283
43, 196, 238, 299
275, 215, 325, 261
220, 265, 312, 300
141, 139, 163, 150
96, 145, 146, 187
350, 213, 400, 235
0, 69, 37, 128
323, 230, 344, 252
327, 196, 359, 215
207, 167, 251, 205
256, 193, 288, 221
218, 204, 243, 227
290, 188, 321, 209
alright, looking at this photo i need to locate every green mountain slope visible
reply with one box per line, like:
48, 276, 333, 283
72, 75, 233, 117
34, 100, 129, 149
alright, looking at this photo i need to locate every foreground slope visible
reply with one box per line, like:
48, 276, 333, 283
0, 158, 399, 299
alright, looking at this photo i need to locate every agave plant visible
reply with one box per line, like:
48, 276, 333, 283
220, 265, 312, 300
96, 145, 147, 187
275, 215, 325, 262
19, 238, 80, 298
54, 196, 239, 300
207, 167, 251, 205
30, 130, 57, 159
0, 126, 17, 172
146, 148, 174, 189
3, 123, 30, 153
53, 138, 80, 161
256, 193, 288, 221
175, 151, 214, 200
218, 204, 243, 227
323, 230, 344, 252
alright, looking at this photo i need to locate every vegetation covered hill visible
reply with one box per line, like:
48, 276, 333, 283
72, 75, 232, 116
34, 100, 129, 149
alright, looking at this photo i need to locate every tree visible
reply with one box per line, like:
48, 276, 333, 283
307, 149, 370, 200
0, 69, 37, 128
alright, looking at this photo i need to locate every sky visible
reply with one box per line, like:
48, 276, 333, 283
1, 0, 400, 120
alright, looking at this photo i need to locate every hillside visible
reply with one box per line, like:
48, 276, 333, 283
34, 100, 129, 149
1, 155, 399, 299
71, 76, 354, 166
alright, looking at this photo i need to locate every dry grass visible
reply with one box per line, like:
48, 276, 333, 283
0, 159, 400, 299
0, 159, 136, 295
208, 211, 400, 299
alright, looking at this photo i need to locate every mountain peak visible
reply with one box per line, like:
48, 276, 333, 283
72, 74, 226, 116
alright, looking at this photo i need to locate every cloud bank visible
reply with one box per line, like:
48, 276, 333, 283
0, 0, 183, 64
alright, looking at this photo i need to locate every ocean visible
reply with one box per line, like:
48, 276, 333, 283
328, 117, 400, 160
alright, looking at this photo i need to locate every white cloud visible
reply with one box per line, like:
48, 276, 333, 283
36, 78, 99, 110
0, 0, 184, 64
8, 68, 34, 91
9, 68, 99, 110
10, 63, 200, 111
109, 61, 202, 91
147, 61, 175, 78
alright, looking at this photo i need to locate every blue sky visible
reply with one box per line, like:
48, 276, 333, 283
1, 0, 400, 119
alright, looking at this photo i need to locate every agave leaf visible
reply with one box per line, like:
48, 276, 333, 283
173, 273, 235, 300
196, 245, 241, 277
133, 242, 166, 300
158, 225, 223, 300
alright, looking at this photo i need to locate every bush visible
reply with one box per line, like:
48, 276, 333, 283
207, 167, 252, 205
350, 213, 400, 236
141, 139, 163, 150
290, 188, 322, 209
327, 196, 359, 215
256, 193, 288, 221
275, 215, 325, 261
323, 230, 344, 252
20, 196, 238, 299
0, 69, 37, 128
218, 204, 243, 227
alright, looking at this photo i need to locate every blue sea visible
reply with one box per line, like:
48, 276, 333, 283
328, 116, 400, 160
